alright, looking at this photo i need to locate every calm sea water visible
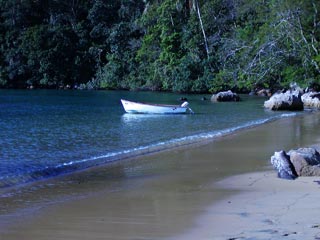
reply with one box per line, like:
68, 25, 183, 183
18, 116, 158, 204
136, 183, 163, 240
0, 90, 297, 188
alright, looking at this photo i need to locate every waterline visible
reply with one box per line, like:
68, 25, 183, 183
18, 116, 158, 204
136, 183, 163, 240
0, 111, 300, 189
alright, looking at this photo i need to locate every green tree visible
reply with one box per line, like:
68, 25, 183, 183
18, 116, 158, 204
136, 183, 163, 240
1, 0, 320, 92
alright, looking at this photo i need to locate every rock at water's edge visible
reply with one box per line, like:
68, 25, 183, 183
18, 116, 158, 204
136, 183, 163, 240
301, 92, 320, 109
211, 90, 240, 102
271, 148, 320, 179
271, 150, 298, 180
264, 89, 303, 111
288, 148, 320, 176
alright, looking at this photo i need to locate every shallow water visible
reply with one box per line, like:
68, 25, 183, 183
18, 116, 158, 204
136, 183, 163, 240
0, 90, 290, 188
1, 111, 320, 240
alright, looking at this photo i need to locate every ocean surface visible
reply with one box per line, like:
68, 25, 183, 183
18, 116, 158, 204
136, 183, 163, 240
0, 90, 298, 188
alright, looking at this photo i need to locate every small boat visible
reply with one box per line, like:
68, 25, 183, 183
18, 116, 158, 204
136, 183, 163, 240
121, 99, 194, 114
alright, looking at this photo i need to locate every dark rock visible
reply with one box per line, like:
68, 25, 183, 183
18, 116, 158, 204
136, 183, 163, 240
256, 89, 271, 97
211, 90, 240, 102
264, 89, 303, 111
270, 150, 298, 180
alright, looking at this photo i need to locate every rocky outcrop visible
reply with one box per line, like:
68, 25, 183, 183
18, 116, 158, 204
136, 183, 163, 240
288, 148, 320, 176
271, 148, 320, 179
256, 89, 272, 97
264, 90, 303, 111
250, 89, 272, 97
271, 150, 298, 180
301, 92, 320, 109
264, 89, 303, 111
211, 90, 240, 102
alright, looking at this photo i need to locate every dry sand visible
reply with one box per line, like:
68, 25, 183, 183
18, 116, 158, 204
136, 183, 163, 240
172, 171, 320, 240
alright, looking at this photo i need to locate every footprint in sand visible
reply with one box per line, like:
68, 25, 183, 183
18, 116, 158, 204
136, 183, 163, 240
282, 231, 297, 237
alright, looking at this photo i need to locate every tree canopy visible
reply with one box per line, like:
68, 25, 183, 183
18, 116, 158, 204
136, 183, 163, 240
0, 0, 319, 92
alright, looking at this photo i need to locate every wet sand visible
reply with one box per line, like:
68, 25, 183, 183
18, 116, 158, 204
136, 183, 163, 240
1, 112, 320, 239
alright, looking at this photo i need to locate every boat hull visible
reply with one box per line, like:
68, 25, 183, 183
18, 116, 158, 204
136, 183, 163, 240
121, 99, 188, 114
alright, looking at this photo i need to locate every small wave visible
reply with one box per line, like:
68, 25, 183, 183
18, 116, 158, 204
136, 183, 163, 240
0, 112, 299, 189
279, 112, 299, 118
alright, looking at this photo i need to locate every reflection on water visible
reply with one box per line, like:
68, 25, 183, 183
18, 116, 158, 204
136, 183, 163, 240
2, 112, 320, 239
121, 112, 182, 122
0, 90, 301, 189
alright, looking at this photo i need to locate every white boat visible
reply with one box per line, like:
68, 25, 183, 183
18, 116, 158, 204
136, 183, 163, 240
121, 99, 194, 114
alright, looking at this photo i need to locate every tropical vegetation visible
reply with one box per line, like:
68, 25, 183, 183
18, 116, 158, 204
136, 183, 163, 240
0, 0, 319, 93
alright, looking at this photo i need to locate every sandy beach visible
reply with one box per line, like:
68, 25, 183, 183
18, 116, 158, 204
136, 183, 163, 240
1, 112, 320, 239
172, 171, 320, 240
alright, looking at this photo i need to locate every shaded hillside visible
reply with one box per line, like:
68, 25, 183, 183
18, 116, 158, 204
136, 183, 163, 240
0, 0, 319, 92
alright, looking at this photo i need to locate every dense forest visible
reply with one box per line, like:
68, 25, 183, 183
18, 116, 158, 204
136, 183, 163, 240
0, 0, 319, 93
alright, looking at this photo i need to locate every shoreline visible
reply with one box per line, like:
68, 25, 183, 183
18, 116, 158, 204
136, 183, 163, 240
0, 110, 302, 190
1, 112, 320, 239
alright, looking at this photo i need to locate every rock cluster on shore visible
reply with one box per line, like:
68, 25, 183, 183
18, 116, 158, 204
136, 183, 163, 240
256, 88, 272, 97
271, 147, 320, 180
211, 90, 240, 102
264, 82, 320, 111
264, 89, 304, 111
211, 86, 320, 110
301, 91, 320, 108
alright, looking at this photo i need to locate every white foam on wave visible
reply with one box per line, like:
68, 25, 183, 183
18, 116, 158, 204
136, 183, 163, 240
56, 112, 300, 169
0, 111, 301, 189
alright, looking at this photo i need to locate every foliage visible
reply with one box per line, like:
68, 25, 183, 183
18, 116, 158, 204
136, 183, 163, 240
0, 0, 320, 92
